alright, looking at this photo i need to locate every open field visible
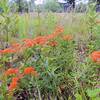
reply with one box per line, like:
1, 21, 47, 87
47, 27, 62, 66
0, 11, 100, 99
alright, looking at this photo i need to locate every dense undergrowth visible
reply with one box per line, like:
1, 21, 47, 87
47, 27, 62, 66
0, 0, 100, 100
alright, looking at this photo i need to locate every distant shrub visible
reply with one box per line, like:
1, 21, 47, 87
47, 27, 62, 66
44, 0, 61, 12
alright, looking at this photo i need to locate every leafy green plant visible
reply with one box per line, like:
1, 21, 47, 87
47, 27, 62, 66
86, 88, 100, 99
0, 0, 18, 45
44, 0, 61, 12
0, 1, 100, 99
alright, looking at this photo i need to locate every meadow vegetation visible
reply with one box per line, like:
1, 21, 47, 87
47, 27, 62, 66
0, 0, 100, 100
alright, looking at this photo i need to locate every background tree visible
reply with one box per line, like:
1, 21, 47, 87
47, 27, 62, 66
14, 0, 30, 12
15, 0, 23, 12
97, 0, 100, 4
68, 0, 75, 8
30, 0, 35, 11
89, 0, 100, 4
64, 0, 75, 8
44, 0, 61, 12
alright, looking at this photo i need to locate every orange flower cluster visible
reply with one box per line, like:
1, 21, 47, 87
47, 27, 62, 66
9, 81, 18, 91
0, 26, 64, 54
5, 68, 19, 76
0, 48, 16, 54
48, 41, 58, 47
9, 77, 19, 91
23, 26, 64, 47
23, 39, 36, 47
23, 37, 46, 48
90, 51, 100, 64
0, 43, 22, 55
55, 26, 64, 34
24, 67, 38, 76
4, 66, 38, 92
46, 26, 64, 40
62, 34, 73, 41
33, 36, 47, 45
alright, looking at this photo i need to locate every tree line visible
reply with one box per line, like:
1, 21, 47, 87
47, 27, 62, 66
1, 0, 100, 13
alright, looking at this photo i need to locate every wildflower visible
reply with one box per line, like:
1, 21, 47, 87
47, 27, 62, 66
62, 34, 73, 41
46, 26, 64, 40
46, 34, 55, 40
5, 68, 19, 76
24, 67, 35, 75
23, 39, 36, 47
90, 51, 100, 63
0, 48, 16, 54
9, 76, 21, 92
9, 81, 18, 91
12, 77, 19, 82
33, 36, 48, 45
55, 26, 64, 33
48, 41, 58, 47
24, 67, 38, 76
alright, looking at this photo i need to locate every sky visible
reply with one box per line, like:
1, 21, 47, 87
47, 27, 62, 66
35, 0, 44, 5
76, 0, 89, 4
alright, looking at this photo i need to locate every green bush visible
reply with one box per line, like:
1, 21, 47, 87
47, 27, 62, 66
44, 0, 61, 12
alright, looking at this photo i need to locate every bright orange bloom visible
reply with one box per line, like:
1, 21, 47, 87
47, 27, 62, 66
46, 26, 64, 40
5, 68, 19, 76
46, 34, 55, 40
9, 76, 21, 92
12, 77, 19, 82
22, 26, 63, 47
48, 41, 58, 47
33, 36, 48, 45
62, 35, 73, 41
51, 26, 64, 37
24, 67, 35, 75
0, 48, 16, 54
23, 39, 36, 47
9, 81, 18, 91
90, 51, 100, 63
55, 26, 64, 33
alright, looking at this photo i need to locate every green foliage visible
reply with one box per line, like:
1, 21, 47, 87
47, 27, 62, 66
75, 93, 82, 100
86, 88, 100, 98
0, 0, 18, 44
0, 1, 100, 99
75, 3, 88, 12
44, 0, 61, 12
0, 0, 9, 13
86, 3, 98, 39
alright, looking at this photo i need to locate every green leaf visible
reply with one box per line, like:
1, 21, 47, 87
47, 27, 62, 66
86, 88, 100, 98
75, 93, 82, 100
0, 95, 4, 100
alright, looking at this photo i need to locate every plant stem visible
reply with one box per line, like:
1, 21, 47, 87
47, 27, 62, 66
37, 86, 42, 100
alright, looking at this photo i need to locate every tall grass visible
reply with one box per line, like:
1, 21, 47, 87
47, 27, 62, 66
17, 12, 94, 40
0, 1, 100, 99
